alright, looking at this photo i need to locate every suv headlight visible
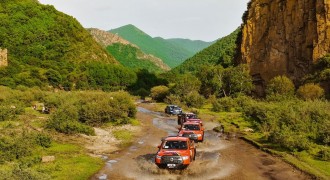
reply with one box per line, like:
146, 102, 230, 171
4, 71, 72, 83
156, 155, 161, 159
197, 134, 202, 137
182, 156, 189, 160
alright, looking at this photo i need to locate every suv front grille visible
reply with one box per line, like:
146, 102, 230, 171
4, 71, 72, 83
161, 156, 183, 164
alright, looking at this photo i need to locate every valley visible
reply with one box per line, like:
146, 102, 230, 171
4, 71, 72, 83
92, 103, 310, 180
0, 0, 329, 179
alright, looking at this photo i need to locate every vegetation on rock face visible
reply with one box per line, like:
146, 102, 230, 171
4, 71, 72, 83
88, 28, 170, 72
266, 76, 295, 98
106, 43, 167, 73
304, 54, 330, 99
109, 24, 213, 68
297, 83, 325, 100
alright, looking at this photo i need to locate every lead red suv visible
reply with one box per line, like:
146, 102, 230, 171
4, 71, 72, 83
178, 122, 205, 142
155, 136, 196, 169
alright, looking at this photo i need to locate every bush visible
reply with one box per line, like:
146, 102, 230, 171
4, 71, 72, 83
165, 94, 182, 106
240, 99, 330, 150
266, 76, 295, 97
297, 83, 324, 100
184, 91, 205, 108
0, 133, 34, 162
0, 101, 24, 121
212, 97, 238, 112
78, 91, 136, 126
34, 133, 52, 148
150, 85, 169, 102
47, 103, 95, 135
317, 148, 330, 161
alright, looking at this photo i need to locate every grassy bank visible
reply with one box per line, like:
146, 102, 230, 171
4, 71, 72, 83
197, 99, 330, 180
0, 86, 139, 179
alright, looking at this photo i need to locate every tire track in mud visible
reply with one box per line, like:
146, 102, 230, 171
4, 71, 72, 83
92, 104, 310, 180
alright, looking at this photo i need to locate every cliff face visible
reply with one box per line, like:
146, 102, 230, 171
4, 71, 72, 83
89, 28, 170, 71
0, 48, 8, 67
88, 28, 138, 48
239, 0, 330, 89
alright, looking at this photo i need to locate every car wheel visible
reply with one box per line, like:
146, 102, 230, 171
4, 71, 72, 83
201, 133, 204, 142
193, 149, 196, 161
157, 164, 166, 169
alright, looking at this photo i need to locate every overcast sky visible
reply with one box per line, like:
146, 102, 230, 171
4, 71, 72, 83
38, 0, 249, 42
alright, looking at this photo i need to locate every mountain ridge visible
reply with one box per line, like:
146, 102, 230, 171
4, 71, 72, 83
109, 24, 214, 68
89, 28, 170, 72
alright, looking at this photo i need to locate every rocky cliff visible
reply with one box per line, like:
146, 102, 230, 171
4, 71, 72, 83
89, 28, 170, 71
0, 48, 8, 67
88, 28, 138, 48
238, 0, 330, 90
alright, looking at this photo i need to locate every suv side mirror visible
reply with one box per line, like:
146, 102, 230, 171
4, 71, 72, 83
157, 145, 161, 148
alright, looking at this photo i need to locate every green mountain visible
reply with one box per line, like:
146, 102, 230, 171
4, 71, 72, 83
167, 38, 213, 54
0, 0, 116, 64
171, 28, 241, 74
109, 24, 213, 68
88, 28, 170, 73
0, 0, 142, 91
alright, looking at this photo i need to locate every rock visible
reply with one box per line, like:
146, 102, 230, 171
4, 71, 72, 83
98, 174, 107, 180
237, 0, 330, 95
0, 48, 8, 67
42, 156, 55, 163
244, 128, 254, 132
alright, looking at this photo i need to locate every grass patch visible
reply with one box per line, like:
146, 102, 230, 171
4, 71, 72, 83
129, 118, 140, 126
33, 143, 103, 180
113, 130, 133, 148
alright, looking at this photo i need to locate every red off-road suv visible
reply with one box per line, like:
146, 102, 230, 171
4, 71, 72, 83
178, 122, 204, 142
177, 112, 198, 125
155, 136, 196, 169
186, 118, 203, 126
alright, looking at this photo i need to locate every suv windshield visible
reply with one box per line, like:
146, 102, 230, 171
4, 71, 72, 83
187, 114, 197, 119
183, 124, 200, 130
163, 141, 188, 150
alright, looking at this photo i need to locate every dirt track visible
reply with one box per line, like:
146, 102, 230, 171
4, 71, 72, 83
92, 103, 311, 180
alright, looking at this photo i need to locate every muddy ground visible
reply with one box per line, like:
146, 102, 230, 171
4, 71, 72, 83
92, 103, 311, 180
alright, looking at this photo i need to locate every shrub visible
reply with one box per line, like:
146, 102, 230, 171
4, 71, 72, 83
47, 103, 95, 135
135, 88, 149, 100
317, 148, 330, 161
0, 134, 34, 162
0, 101, 24, 121
165, 94, 182, 106
150, 85, 169, 102
297, 83, 324, 100
266, 76, 295, 98
184, 91, 205, 108
212, 97, 238, 112
77, 91, 136, 126
34, 133, 52, 148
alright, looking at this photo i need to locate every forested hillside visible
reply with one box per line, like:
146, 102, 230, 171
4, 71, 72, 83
0, 0, 141, 91
88, 28, 170, 73
167, 38, 213, 54
109, 24, 213, 68
171, 28, 240, 74
106, 43, 170, 73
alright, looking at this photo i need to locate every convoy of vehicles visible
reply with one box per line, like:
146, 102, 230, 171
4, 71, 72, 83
156, 107, 203, 169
